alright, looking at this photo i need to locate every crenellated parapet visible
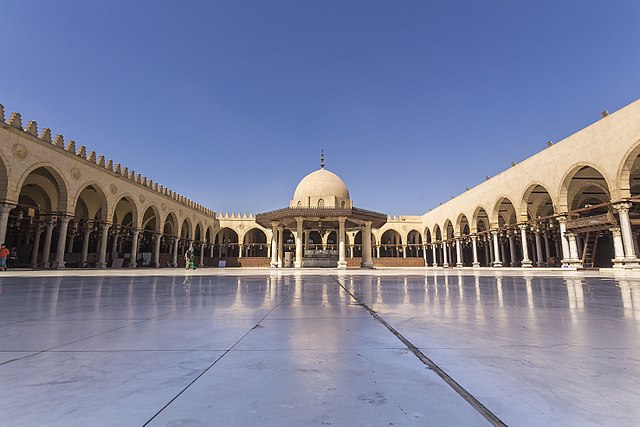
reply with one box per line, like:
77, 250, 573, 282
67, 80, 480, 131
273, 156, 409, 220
0, 102, 217, 217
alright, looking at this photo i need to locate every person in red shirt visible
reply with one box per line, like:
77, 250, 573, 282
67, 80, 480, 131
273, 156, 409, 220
0, 244, 9, 271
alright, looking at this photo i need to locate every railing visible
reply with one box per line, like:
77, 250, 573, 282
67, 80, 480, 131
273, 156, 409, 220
566, 212, 615, 230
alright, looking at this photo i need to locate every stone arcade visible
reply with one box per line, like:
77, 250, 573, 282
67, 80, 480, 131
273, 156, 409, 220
1, 99, 640, 270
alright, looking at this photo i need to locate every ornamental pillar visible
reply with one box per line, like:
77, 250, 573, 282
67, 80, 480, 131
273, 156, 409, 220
614, 202, 639, 267
442, 241, 449, 268
199, 242, 205, 268
557, 216, 572, 266
337, 217, 347, 269
30, 224, 43, 269
455, 237, 463, 268
97, 223, 112, 269
471, 234, 479, 267
0, 203, 14, 245
519, 224, 532, 267
53, 216, 71, 269
611, 228, 626, 268
567, 232, 580, 262
295, 217, 303, 268
277, 226, 284, 268
172, 237, 180, 267
270, 222, 278, 267
361, 221, 373, 268
543, 232, 551, 263
508, 231, 517, 267
154, 235, 161, 267
81, 223, 92, 267
535, 228, 545, 266
431, 243, 438, 267
491, 230, 502, 267
41, 219, 55, 269
129, 229, 140, 268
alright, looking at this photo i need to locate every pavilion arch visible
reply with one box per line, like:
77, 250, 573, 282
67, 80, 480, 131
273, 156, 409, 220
141, 205, 161, 233
72, 182, 110, 223
471, 206, 490, 233
616, 139, 640, 198
163, 211, 179, 236
16, 164, 70, 213
491, 197, 517, 228
0, 155, 8, 200
380, 229, 402, 257
558, 163, 614, 213
216, 227, 239, 257
243, 228, 268, 257
455, 213, 470, 236
519, 183, 556, 222
112, 195, 139, 230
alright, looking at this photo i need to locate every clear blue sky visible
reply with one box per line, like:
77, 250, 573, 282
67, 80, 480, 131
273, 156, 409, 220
1, 1, 639, 215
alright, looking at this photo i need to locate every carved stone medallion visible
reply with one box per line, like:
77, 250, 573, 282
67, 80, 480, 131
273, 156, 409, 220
161, 203, 167, 211
71, 167, 81, 180
110, 184, 118, 194
12, 144, 27, 159
139, 194, 145, 203
179, 209, 183, 217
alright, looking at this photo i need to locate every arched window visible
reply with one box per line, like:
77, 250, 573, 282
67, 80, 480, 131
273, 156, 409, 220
297, 201, 301, 208
318, 199, 324, 208
341, 201, 346, 209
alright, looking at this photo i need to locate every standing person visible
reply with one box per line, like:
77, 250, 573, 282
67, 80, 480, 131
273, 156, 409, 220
8, 247, 17, 269
184, 244, 193, 271
0, 244, 9, 271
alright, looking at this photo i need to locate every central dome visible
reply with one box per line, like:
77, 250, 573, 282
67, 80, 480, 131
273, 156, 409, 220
291, 168, 351, 209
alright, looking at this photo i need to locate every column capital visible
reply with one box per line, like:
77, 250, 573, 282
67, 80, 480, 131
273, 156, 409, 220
613, 202, 632, 213
490, 230, 499, 236
295, 216, 304, 226
271, 221, 280, 228
610, 227, 622, 237
518, 223, 528, 231
0, 202, 16, 213
556, 215, 568, 224
338, 216, 347, 224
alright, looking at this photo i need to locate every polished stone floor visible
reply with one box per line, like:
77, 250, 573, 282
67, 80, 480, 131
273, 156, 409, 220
0, 269, 639, 426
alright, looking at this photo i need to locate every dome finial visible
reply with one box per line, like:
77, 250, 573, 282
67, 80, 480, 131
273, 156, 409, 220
321, 149, 325, 169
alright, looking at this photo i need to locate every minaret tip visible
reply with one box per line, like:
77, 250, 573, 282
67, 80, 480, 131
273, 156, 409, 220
321, 149, 325, 169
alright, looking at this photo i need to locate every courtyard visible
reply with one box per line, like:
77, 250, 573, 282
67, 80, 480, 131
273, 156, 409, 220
0, 268, 638, 426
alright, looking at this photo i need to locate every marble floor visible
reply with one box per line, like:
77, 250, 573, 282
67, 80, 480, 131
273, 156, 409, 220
0, 268, 639, 426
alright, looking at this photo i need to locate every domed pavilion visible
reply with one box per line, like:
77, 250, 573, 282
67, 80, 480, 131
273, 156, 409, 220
255, 155, 387, 268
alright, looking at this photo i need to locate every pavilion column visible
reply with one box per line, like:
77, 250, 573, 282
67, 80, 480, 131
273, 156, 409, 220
97, 223, 111, 269
508, 231, 517, 267
611, 228, 626, 268
455, 237, 463, 268
41, 219, 55, 269
349, 245, 354, 258
295, 217, 303, 268
172, 237, 180, 267
442, 241, 449, 268
558, 216, 572, 266
567, 232, 580, 263
304, 230, 309, 251
337, 217, 347, 269
471, 234, 479, 267
614, 202, 639, 267
199, 243, 205, 268
53, 216, 71, 269
129, 229, 140, 268
0, 203, 14, 245
376, 245, 380, 258
535, 228, 545, 266
30, 224, 43, 269
81, 224, 92, 267
519, 224, 532, 267
402, 245, 407, 258
422, 244, 427, 266
361, 221, 373, 268
499, 237, 507, 267
277, 226, 284, 268
431, 244, 437, 267
209, 241, 215, 258
154, 235, 161, 267
270, 222, 278, 267
491, 230, 502, 267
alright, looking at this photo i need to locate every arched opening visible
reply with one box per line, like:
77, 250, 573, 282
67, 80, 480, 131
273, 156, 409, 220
159, 212, 179, 267
137, 205, 160, 267
522, 184, 558, 267
8, 166, 70, 268
473, 207, 491, 267
406, 229, 422, 257
456, 214, 471, 266
380, 229, 402, 257
243, 228, 268, 257
493, 198, 517, 267
111, 196, 138, 267
215, 227, 239, 258
353, 229, 375, 257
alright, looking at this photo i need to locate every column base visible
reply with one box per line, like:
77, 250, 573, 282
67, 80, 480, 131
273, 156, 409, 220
562, 259, 581, 268
129, 263, 137, 269
52, 262, 65, 269
492, 261, 503, 267
443, 263, 449, 268
294, 261, 303, 268
361, 260, 373, 269
472, 262, 480, 268
624, 258, 640, 268
154, 262, 160, 268
270, 262, 278, 268
456, 263, 463, 268
521, 260, 533, 268
97, 263, 107, 269
337, 261, 348, 269
613, 259, 626, 269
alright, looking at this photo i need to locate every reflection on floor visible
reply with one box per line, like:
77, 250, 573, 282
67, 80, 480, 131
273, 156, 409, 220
0, 269, 639, 426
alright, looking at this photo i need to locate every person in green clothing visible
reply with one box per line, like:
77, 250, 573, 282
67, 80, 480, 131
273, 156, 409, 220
184, 243, 196, 270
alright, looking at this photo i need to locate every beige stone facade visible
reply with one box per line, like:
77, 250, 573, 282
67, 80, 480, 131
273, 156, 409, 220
1, 98, 639, 269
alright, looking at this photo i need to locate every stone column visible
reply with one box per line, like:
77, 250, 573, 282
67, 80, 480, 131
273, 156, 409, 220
491, 230, 502, 267
557, 216, 571, 266
441, 242, 449, 268
614, 203, 639, 267
337, 217, 347, 269
199, 243, 205, 268
154, 235, 161, 267
508, 231, 517, 267
543, 232, 551, 262
97, 223, 111, 269
270, 222, 278, 267
567, 232, 580, 263
295, 217, 303, 268
111, 230, 119, 259
455, 237, 463, 267
129, 229, 140, 268
431, 244, 438, 267
0, 203, 14, 245
422, 244, 427, 266
172, 237, 180, 267
304, 230, 309, 251
499, 236, 507, 266
277, 226, 284, 268
376, 245, 380, 258
53, 216, 71, 269
66, 222, 76, 254
611, 228, 626, 268
519, 224, 532, 267
30, 224, 43, 269
471, 234, 479, 267
484, 237, 491, 266
535, 228, 545, 266
362, 222, 373, 268
402, 245, 407, 258
41, 219, 55, 269
81, 224, 92, 267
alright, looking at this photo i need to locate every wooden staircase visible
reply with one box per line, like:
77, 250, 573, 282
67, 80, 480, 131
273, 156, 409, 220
581, 231, 601, 268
